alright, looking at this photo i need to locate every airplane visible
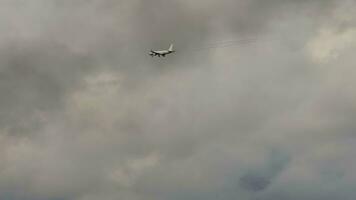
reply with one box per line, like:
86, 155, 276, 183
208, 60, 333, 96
149, 44, 175, 57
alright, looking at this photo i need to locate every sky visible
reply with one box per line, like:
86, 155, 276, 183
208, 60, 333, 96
0, 0, 356, 200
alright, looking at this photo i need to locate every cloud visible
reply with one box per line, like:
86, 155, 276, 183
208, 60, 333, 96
0, 0, 355, 200
306, 5, 356, 64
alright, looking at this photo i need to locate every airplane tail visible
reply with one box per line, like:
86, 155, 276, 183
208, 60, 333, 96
169, 44, 174, 52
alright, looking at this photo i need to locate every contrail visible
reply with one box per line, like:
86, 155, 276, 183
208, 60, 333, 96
192, 38, 258, 52
175, 36, 277, 54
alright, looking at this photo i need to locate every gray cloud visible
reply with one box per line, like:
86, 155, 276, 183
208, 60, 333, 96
0, 0, 355, 200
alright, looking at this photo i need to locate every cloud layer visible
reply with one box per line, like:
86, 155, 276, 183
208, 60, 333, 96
0, 0, 355, 200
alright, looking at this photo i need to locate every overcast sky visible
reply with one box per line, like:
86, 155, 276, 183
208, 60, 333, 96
0, 0, 356, 200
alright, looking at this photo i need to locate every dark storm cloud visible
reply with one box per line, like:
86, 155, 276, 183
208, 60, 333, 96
0, 41, 94, 136
0, 0, 355, 200
239, 150, 290, 192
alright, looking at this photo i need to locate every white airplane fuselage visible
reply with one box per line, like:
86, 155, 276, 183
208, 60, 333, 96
150, 44, 175, 57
